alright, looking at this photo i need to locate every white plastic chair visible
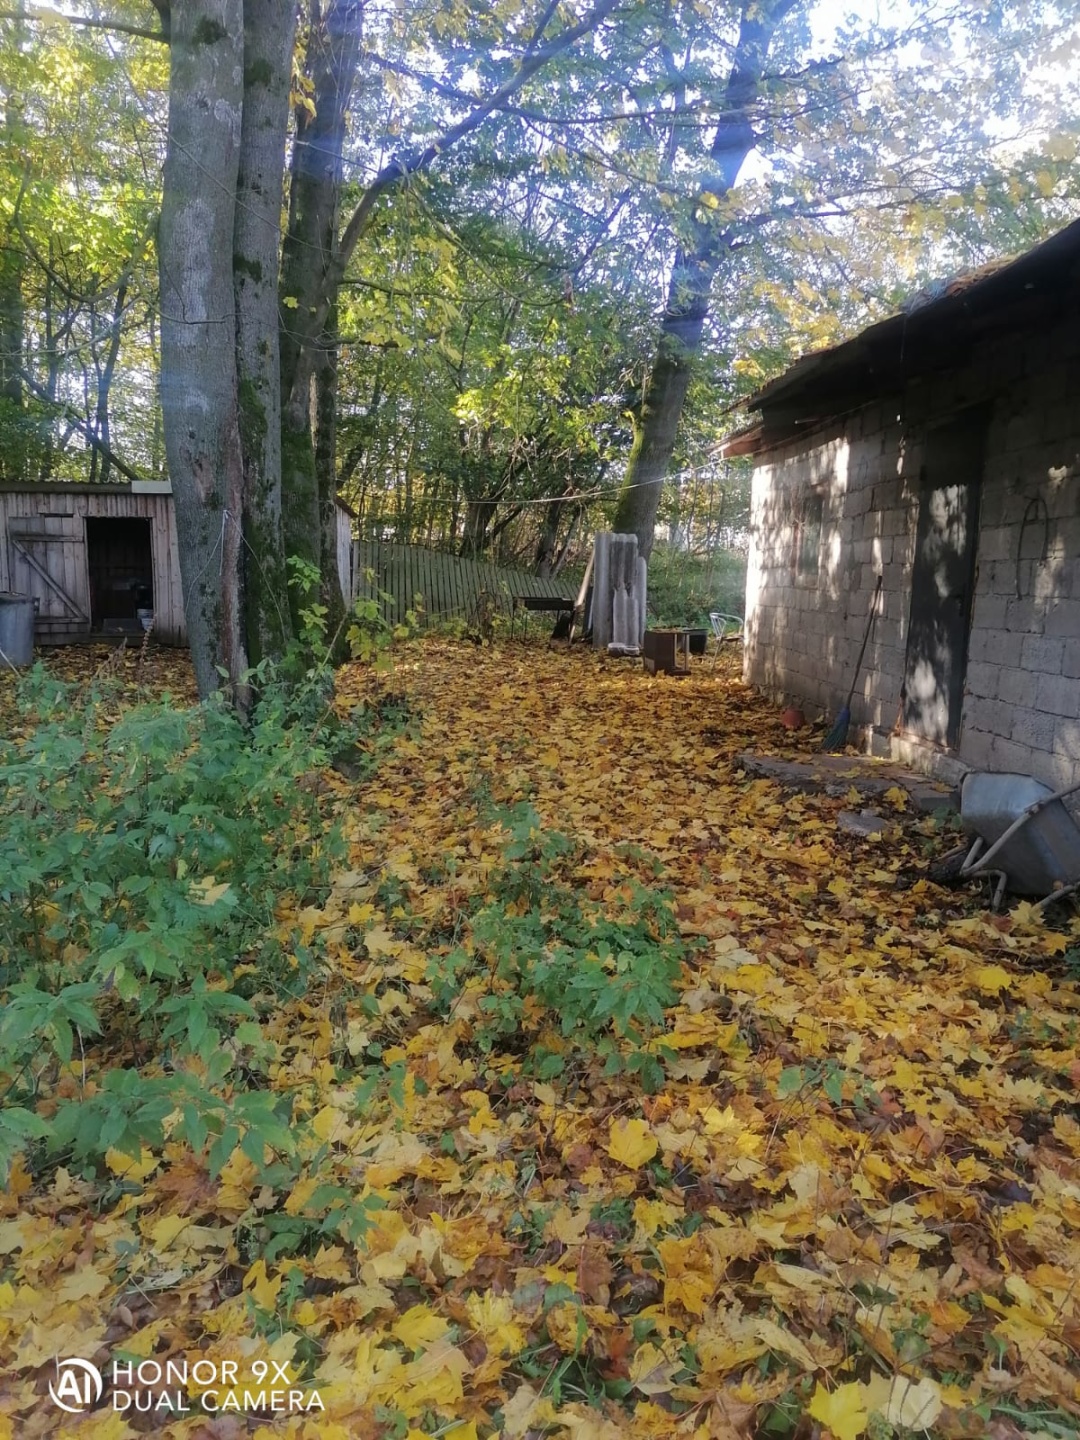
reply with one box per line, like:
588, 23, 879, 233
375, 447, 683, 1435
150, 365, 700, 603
708, 612, 743, 669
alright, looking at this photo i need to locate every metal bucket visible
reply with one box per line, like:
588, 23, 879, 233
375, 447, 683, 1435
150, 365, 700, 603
0, 592, 36, 668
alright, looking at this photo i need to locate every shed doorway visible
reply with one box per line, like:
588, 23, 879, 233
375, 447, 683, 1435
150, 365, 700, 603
902, 410, 986, 749
85, 517, 154, 634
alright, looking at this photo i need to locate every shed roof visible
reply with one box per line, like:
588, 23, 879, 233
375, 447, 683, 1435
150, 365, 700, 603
0, 481, 138, 496
0, 479, 358, 514
729, 215, 1080, 455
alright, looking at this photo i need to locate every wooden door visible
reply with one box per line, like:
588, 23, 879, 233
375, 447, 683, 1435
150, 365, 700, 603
7, 516, 91, 639
902, 410, 986, 748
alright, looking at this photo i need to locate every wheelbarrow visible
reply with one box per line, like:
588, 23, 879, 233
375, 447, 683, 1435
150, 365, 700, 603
958, 772, 1080, 911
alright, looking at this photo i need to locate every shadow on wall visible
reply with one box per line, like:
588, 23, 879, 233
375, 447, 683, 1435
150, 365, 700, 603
745, 420, 921, 727
901, 458, 979, 748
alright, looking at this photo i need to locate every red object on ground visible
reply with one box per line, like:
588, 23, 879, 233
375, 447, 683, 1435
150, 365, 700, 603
780, 706, 805, 730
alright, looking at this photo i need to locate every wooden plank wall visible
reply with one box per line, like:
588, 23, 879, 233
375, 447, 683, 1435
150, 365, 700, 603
0, 487, 361, 648
355, 541, 575, 626
0, 489, 186, 644
336, 506, 355, 602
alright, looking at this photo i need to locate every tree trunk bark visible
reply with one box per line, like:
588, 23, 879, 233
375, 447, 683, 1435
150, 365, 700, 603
553, 505, 583, 576
38, 263, 55, 480
234, 0, 296, 665
535, 485, 567, 577
316, 298, 348, 649
0, 6, 26, 482
149, 312, 163, 478
0, 234, 25, 480
279, 0, 362, 625
612, 0, 797, 559
158, 0, 249, 702
460, 496, 500, 557
95, 277, 128, 485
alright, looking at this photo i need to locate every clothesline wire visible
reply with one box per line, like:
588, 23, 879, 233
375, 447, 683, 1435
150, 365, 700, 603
350, 457, 741, 510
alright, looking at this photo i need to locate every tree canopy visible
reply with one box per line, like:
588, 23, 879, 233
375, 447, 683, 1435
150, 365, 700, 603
1, 0, 1079, 689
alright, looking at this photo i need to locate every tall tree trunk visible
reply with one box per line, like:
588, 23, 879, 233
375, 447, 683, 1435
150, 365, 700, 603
553, 504, 583, 576
0, 4, 25, 482
87, 309, 101, 486
38, 268, 53, 480
535, 489, 565, 577
0, 234, 25, 480
158, 0, 248, 702
234, 0, 296, 665
460, 496, 499, 557
316, 298, 347, 646
95, 277, 128, 485
612, 0, 797, 559
149, 312, 162, 478
279, 0, 362, 625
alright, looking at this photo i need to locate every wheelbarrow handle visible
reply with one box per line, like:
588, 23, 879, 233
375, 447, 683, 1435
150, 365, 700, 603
963, 776, 1080, 877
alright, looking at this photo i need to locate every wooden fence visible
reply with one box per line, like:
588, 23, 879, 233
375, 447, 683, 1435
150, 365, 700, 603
354, 541, 575, 626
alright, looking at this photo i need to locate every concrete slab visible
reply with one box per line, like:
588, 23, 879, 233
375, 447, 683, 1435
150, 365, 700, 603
737, 751, 958, 813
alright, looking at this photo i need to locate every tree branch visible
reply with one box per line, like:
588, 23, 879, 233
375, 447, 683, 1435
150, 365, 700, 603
329, 0, 625, 297
361, 50, 754, 128
521, 0, 561, 60
0, 6, 168, 42
17, 367, 147, 483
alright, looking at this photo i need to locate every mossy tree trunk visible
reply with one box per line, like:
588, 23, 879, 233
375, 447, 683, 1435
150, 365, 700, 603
316, 298, 348, 651
234, 0, 296, 666
612, 0, 798, 560
278, 0, 362, 632
160, 0, 296, 702
158, 0, 249, 702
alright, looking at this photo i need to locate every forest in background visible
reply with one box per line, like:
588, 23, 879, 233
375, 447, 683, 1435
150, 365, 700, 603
1, 0, 1080, 654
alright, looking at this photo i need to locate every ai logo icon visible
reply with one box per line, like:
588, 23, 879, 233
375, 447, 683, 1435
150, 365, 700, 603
48, 1358, 104, 1414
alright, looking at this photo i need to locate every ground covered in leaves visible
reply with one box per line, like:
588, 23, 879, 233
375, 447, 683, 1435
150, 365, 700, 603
3, 640, 1080, 1440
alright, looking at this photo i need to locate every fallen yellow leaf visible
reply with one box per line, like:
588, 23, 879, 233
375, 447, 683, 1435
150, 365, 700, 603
807, 1381, 868, 1440
607, 1117, 659, 1169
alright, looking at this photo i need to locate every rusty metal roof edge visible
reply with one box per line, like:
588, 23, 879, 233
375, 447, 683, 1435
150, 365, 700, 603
746, 214, 1080, 414
716, 422, 763, 458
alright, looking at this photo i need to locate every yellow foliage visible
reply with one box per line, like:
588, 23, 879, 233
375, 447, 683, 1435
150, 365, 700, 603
6, 640, 1080, 1438
607, 1117, 659, 1169
807, 1380, 869, 1440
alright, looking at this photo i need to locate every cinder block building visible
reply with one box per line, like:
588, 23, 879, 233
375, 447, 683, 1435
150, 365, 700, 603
729, 218, 1080, 789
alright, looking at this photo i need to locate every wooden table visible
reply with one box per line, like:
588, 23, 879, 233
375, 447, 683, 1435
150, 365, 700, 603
511, 594, 575, 640
643, 628, 692, 676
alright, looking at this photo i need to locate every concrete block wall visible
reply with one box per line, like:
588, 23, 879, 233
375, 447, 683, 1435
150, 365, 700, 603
745, 409, 919, 734
744, 310, 1080, 791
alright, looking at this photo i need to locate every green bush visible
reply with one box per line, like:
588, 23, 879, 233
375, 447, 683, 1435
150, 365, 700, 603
427, 805, 684, 1090
0, 664, 345, 1180
646, 546, 746, 629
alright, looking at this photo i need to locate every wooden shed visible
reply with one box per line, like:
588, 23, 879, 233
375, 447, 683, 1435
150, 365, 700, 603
0, 482, 359, 648
0, 480, 186, 645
